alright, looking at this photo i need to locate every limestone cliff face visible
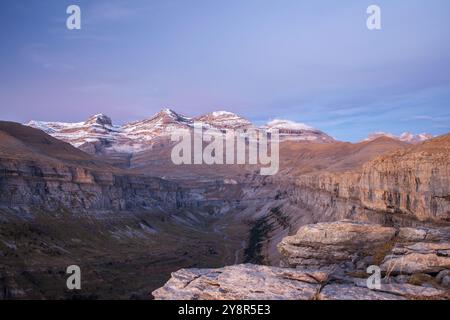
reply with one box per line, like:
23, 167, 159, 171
0, 158, 183, 212
359, 141, 450, 222
292, 135, 450, 223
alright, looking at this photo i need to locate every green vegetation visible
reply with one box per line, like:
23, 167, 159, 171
244, 217, 272, 265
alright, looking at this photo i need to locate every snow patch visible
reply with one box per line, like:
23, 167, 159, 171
266, 119, 314, 131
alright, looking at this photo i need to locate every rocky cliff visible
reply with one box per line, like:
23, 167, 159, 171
0, 158, 184, 212
291, 134, 450, 224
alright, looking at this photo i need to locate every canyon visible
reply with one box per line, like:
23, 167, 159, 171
0, 110, 448, 299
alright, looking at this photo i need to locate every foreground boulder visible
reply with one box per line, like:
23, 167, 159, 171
277, 220, 396, 269
152, 264, 328, 300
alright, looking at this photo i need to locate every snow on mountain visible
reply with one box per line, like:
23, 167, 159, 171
264, 119, 334, 142
26, 109, 249, 155
84, 114, 113, 126
266, 119, 314, 131
26, 120, 85, 134
365, 132, 434, 144
122, 108, 192, 141
399, 132, 434, 143
26, 114, 121, 148
26, 109, 337, 159
194, 111, 252, 130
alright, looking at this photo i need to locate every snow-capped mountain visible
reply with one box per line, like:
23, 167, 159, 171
26, 109, 335, 162
25, 109, 252, 155
26, 110, 191, 156
365, 132, 434, 144
27, 114, 121, 148
264, 119, 335, 142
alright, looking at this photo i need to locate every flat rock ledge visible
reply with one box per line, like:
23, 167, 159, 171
152, 264, 328, 300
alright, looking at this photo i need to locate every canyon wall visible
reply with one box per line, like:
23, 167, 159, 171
291, 136, 450, 224
0, 158, 186, 213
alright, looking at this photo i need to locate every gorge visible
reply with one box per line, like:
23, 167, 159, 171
0, 111, 448, 299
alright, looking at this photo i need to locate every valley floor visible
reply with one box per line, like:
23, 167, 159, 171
0, 207, 250, 299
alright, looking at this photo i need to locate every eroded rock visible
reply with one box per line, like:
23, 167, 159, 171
152, 264, 328, 300
277, 220, 396, 268
379, 227, 450, 276
381, 242, 450, 274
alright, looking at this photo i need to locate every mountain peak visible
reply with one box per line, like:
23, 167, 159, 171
161, 108, 178, 116
151, 108, 191, 122
84, 114, 112, 126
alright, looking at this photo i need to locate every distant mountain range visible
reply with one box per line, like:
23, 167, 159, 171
25, 109, 335, 158
26, 109, 434, 158
364, 131, 434, 144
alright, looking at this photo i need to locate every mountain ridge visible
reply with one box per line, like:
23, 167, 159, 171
364, 131, 434, 144
25, 109, 335, 167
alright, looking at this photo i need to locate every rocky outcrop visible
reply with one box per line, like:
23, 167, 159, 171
278, 221, 450, 279
381, 228, 450, 276
154, 221, 450, 300
152, 264, 328, 300
153, 263, 449, 300
277, 220, 396, 268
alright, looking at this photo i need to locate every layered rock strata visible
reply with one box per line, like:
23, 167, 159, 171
292, 135, 450, 223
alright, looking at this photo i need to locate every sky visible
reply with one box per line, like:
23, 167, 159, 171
0, 0, 449, 141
